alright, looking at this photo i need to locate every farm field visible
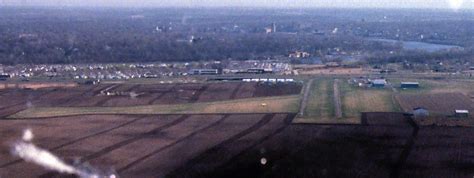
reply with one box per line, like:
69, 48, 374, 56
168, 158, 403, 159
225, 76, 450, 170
396, 93, 474, 114
0, 81, 305, 177
340, 81, 400, 119
10, 95, 300, 118
296, 78, 399, 124
168, 115, 474, 178
0, 113, 295, 177
2, 78, 474, 177
389, 78, 474, 96
0, 82, 303, 118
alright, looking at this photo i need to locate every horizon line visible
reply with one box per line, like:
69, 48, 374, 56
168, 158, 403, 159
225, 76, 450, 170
0, 4, 473, 11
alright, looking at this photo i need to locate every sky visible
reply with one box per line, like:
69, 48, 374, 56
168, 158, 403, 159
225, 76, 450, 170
1, 0, 473, 10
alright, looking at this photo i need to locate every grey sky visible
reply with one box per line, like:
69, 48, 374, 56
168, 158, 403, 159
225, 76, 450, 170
2, 0, 474, 9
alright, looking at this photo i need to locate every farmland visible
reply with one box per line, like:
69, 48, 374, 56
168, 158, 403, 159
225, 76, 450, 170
0, 113, 295, 177
340, 81, 400, 119
10, 95, 300, 118
0, 81, 305, 177
396, 92, 474, 115
301, 79, 335, 120
2, 77, 474, 178
296, 77, 400, 124
169, 115, 474, 178
0, 82, 302, 117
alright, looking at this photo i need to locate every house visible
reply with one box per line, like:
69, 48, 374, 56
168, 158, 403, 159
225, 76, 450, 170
413, 107, 429, 118
401, 82, 420, 89
455, 110, 469, 118
371, 79, 387, 88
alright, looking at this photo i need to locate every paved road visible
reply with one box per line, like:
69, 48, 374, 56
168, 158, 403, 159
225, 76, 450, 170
333, 79, 343, 118
299, 79, 314, 117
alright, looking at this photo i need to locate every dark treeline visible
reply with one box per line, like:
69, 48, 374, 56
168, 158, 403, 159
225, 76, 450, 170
0, 7, 472, 64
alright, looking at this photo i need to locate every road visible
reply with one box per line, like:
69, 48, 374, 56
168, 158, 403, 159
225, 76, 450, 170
333, 79, 343, 118
299, 79, 314, 117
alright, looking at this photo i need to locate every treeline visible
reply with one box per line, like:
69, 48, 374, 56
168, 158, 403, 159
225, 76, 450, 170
0, 7, 471, 64
0, 18, 393, 64
366, 48, 474, 64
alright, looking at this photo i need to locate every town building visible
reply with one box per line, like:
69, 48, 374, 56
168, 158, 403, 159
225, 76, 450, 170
371, 79, 387, 88
190, 69, 219, 75
401, 82, 420, 89
0, 74, 10, 81
289, 51, 310, 58
454, 110, 469, 118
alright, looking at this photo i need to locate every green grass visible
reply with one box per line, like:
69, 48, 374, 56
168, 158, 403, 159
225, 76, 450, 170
340, 80, 400, 119
302, 79, 335, 120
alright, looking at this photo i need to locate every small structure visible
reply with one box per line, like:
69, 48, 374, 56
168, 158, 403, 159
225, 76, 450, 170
413, 107, 429, 118
401, 82, 420, 89
0, 74, 10, 81
289, 51, 310, 58
83, 79, 100, 85
455, 110, 469, 118
208, 77, 245, 81
371, 79, 387, 88
190, 69, 219, 75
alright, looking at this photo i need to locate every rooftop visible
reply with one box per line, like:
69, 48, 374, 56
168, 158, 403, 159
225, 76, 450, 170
455, 110, 469, 114
401, 82, 420, 85
372, 79, 387, 85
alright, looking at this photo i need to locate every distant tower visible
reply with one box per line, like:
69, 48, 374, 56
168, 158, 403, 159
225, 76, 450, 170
272, 23, 277, 33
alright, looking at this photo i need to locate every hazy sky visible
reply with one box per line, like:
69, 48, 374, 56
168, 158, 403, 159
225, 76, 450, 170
2, 0, 474, 9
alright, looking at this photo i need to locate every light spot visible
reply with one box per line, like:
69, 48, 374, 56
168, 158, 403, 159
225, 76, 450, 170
448, 0, 464, 11
22, 129, 33, 142
260, 158, 267, 165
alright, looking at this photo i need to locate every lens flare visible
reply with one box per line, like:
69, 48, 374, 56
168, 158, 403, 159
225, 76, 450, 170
448, 0, 464, 10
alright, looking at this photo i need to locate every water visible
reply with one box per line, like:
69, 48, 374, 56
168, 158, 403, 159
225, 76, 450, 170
368, 38, 463, 52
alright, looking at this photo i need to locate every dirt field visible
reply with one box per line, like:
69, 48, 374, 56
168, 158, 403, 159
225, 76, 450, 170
2, 107, 474, 177
0, 82, 77, 90
0, 82, 302, 118
172, 115, 474, 178
3, 82, 301, 107
396, 93, 474, 114
296, 66, 368, 75
11, 95, 300, 118
0, 113, 294, 177
0, 81, 303, 177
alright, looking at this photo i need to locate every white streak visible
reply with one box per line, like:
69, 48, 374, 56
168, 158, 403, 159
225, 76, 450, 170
11, 129, 118, 178
12, 141, 78, 174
